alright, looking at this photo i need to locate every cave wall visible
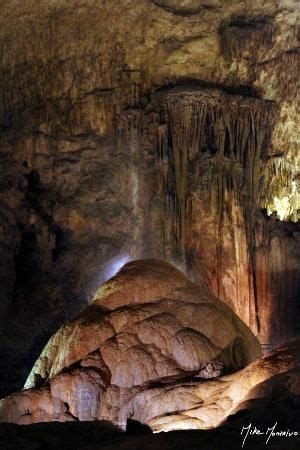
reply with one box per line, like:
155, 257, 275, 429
0, 0, 299, 395
117, 86, 298, 351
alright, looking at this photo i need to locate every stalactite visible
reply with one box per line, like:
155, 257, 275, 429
157, 124, 168, 160
0, 23, 135, 132
157, 94, 209, 264
154, 87, 277, 336
221, 20, 275, 62
118, 109, 143, 145
263, 155, 298, 222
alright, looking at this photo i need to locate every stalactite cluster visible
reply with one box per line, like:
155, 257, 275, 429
154, 88, 276, 266
0, 24, 143, 134
0, 0, 298, 400
220, 18, 299, 223
220, 18, 275, 62
118, 85, 297, 345
264, 152, 299, 221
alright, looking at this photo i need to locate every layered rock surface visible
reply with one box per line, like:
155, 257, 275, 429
0, 0, 298, 397
1, 260, 262, 427
1, 260, 299, 435
146, 338, 300, 432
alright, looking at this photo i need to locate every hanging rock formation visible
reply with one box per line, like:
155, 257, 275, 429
117, 86, 298, 350
0, 0, 298, 397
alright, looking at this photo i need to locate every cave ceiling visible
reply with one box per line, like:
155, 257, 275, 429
0, 0, 298, 221
0, 0, 299, 397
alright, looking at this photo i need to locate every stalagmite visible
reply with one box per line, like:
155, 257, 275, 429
0, 1, 298, 414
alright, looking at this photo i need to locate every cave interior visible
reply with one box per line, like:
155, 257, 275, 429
0, 1, 299, 449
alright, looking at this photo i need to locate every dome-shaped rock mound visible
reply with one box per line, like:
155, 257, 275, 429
0, 259, 261, 427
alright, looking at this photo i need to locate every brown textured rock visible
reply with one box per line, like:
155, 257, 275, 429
0, 260, 262, 427
0, 0, 298, 398
1, 317, 299, 439
144, 338, 300, 432
151, 0, 222, 15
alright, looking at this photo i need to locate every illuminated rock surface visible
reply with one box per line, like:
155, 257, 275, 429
0, 259, 262, 426
0, 260, 297, 436
0, 263, 299, 449
146, 338, 299, 432
0, 0, 298, 400
0, 335, 298, 448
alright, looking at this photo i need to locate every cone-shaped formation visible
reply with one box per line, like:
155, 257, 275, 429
0, 259, 261, 428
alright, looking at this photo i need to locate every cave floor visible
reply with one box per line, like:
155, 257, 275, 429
0, 401, 299, 450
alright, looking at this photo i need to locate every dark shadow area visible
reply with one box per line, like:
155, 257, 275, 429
152, 78, 262, 99
0, 399, 298, 450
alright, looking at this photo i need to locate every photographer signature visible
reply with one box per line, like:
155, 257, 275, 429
241, 422, 299, 447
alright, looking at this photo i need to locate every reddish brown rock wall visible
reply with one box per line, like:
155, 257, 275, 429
0, 0, 298, 396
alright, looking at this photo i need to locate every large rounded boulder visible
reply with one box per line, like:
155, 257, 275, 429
0, 259, 261, 427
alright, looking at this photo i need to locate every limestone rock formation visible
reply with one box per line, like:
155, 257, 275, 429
0, 0, 298, 398
0, 260, 261, 427
145, 338, 300, 432
0, 263, 299, 439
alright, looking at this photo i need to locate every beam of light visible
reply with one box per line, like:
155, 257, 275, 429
105, 254, 130, 280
